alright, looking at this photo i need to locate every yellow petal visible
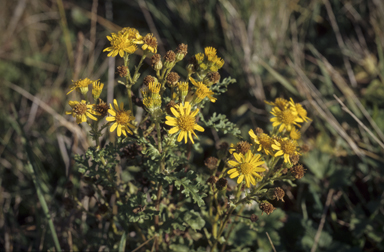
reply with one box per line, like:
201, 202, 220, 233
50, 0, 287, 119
113, 99, 119, 111
227, 168, 237, 174
117, 124, 122, 136
170, 107, 180, 117
177, 132, 183, 142
275, 150, 284, 157
194, 124, 204, 132
229, 172, 239, 179
233, 152, 242, 163
168, 127, 179, 134
189, 131, 194, 144
228, 160, 238, 167
237, 175, 244, 184
110, 122, 117, 132
106, 116, 116, 122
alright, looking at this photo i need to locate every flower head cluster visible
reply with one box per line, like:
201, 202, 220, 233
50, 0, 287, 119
106, 99, 135, 137
142, 81, 162, 111
165, 102, 204, 144
103, 32, 139, 57
193, 47, 225, 73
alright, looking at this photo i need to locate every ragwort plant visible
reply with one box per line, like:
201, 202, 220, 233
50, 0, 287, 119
64, 27, 311, 251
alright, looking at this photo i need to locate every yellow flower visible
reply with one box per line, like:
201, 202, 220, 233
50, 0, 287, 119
65, 100, 100, 124
265, 98, 289, 110
195, 53, 204, 63
248, 129, 274, 155
143, 97, 154, 109
120, 27, 143, 44
92, 81, 104, 100
67, 78, 95, 95
204, 47, 217, 61
106, 99, 135, 137
189, 77, 216, 103
289, 98, 311, 122
142, 33, 158, 53
227, 150, 266, 188
103, 32, 137, 57
270, 106, 303, 132
289, 127, 301, 140
165, 102, 204, 144
148, 81, 161, 95
229, 143, 236, 154
272, 138, 299, 164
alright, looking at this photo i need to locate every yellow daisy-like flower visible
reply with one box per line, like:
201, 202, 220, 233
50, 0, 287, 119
142, 33, 158, 53
265, 98, 289, 110
67, 78, 95, 95
189, 77, 216, 103
289, 98, 311, 122
178, 81, 189, 98
227, 150, 266, 188
103, 32, 137, 57
270, 106, 303, 132
106, 99, 135, 137
248, 129, 274, 155
65, 100, 100, 124
272, 138, 299, 164
165, 102, 204, 144
289, 127, 301, 140
92, 81, 104, 100
119, 27, 143, 44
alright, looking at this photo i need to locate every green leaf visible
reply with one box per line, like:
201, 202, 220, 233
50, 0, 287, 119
200, 112, 241, 136
183, 210, 205, 231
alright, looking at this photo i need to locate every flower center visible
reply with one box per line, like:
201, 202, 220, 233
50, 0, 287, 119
280, 109, 296, 124
240, 163, 254, 175
112, 37, 130, 49
73, 103, 87, 116
116, 111, 130, 125
177, 115, 195, 131
281, 140, 296, 155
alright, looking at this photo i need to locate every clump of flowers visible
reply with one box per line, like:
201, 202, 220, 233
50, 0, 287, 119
63, 26, 311, 252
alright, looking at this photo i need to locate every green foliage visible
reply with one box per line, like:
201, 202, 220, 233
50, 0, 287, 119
201, 112, 242, 136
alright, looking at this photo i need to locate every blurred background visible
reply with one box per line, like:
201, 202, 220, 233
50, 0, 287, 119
1, 0, 384, 251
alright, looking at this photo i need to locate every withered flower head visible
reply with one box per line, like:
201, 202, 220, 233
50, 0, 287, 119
236, 141, 251, 155
250, 214, 259, 222
204, 71, 221, 86
301, 144, 310, 153
117, 66, 128, 77
291, 164, 306, 179
269, 187, 285, 202
205, 156, 218, 170
255, 127, 264, 135
96, 99, 109, 118
259, 201, 276, 215
164, 50, 176, 63
166, 72, 180, 87
207, 176, 219, 184
216, 178, 228, 190
143, 75, 156, 86
175, 43, 188, 61
290, 154, 300, 166
151, 53, 162, 70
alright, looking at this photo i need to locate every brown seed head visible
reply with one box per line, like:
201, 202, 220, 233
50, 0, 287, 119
290, 154, 300, 165
207, 176, 219, 184
274, 187, 285, 202
96, 99, 109, 117
143, 75, 156, 86
204, 71, 220, 85
216, 178, 228, 190
291, 164, 306, 179
259, 201, 276, 215
117, 66, 128, 77
250, 214, 259, 222
164, 50, 176, 62
301, 144, 310, 153
205, 156, 218, 170
176, 43, 188, 56
255, 127, 264, 135
143, 34, 157, 49
166, 72, 180, 87
236, 141, 251, 154
151, 54, 162, 70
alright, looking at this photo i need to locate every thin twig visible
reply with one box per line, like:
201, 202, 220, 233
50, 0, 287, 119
132, 235, 157, 252
311, 189, 334, 252
334, 95, 384, 150
266, 232, 277, 252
